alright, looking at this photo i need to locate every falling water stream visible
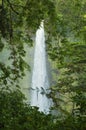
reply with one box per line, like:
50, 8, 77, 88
30, 21, 51, 113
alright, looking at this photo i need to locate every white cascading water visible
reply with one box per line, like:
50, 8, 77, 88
30, 21, 51, 113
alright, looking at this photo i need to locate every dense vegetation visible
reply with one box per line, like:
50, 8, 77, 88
0, 0, 86, 130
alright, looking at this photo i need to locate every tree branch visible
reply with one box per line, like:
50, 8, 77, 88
7, 0, 19, 15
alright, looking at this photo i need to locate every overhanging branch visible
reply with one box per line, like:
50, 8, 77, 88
7, 0, 19, 15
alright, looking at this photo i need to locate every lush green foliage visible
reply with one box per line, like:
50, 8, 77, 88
0, 0, 56, 88
0, 0, 86, 129
0, 88, 54, 130
48, 0, 86, 129
0, 88, 86, 130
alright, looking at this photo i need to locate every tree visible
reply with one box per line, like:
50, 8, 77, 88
0, 1, 57, 129
0, 0, 56, 90
0, 88, 57, 130
47, 1, 86, 129
46, 1, 86, 129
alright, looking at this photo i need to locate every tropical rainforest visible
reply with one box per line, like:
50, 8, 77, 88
0, 0, 86, 130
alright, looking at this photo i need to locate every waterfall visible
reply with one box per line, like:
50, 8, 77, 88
30, 21, 51, 113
